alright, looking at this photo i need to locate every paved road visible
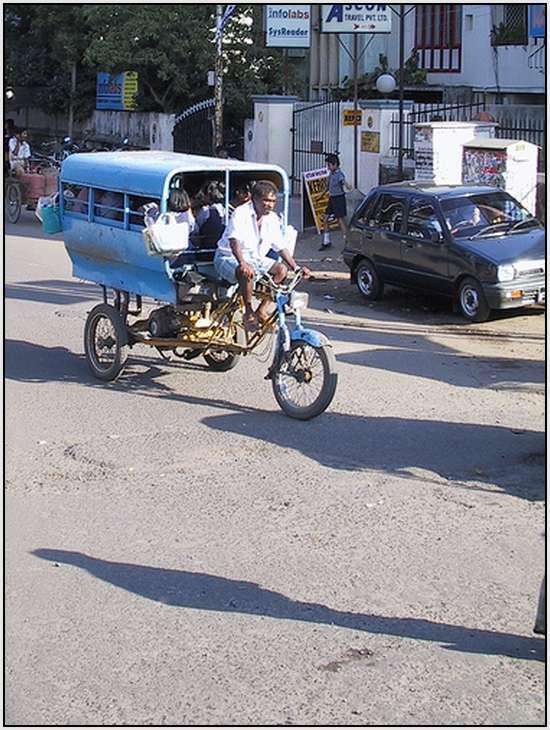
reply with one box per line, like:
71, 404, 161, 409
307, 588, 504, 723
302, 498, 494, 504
5, 213, 546, 725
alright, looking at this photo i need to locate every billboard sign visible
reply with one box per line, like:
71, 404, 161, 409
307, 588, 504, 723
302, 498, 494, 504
528, 4, 545, 37
321, 4, 392, 33
96, 72, 138, 111
266, 5, 310, 47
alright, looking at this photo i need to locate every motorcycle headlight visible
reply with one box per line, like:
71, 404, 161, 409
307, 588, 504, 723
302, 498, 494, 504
497, 264, 516, 283
289, 291, 309, 311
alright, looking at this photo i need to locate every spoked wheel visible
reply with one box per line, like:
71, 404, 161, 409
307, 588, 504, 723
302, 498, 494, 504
84, 304, 129, 381
203, 317, 241, 371
272, 339, 337, 420
5, 182, 22, 224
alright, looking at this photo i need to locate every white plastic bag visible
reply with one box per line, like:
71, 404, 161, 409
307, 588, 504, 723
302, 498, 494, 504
35, 193, 59, 223
143, 212, 192, 256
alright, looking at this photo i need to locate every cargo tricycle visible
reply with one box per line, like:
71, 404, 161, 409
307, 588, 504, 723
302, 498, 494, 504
5, 159, 59, 224
60, 151, 337, 419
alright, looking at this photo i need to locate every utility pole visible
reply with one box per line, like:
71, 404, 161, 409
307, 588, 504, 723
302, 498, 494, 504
352, 34, 359, 189
214, 4, 224, 154
397, 5, 405, 178
67, 62, 77, 140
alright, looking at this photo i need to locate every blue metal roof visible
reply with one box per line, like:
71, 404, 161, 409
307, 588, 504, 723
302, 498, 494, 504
60, 151, 289, 197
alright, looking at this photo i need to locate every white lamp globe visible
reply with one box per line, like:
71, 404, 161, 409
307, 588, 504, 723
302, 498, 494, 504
376, 74, 396, 94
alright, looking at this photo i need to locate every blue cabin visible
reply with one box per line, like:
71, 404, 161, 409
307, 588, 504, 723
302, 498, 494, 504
60, 151, 290, 304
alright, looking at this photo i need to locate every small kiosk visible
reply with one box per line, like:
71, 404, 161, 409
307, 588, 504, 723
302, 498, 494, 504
462, 138, 539, 216
414, 121, 497, 184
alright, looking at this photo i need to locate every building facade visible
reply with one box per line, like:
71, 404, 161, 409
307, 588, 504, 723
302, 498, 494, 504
310, 4, 546, 104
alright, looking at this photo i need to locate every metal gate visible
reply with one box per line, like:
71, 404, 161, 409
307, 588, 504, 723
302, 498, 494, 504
291, 100, 340, 195
173, 99, 215, 155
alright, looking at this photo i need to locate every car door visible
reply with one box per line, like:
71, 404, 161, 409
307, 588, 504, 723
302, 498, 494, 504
365, 192, 408, 282
399, 196, 450, 292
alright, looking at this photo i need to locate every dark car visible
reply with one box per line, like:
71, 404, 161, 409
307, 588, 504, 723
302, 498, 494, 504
343, 182, 545, 322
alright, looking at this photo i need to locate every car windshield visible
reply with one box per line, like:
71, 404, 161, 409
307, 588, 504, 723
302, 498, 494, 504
441, 192, 538, 239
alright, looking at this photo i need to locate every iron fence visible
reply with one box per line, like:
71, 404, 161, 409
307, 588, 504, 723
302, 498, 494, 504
390, 100, 545, 170
495, 119, 545, 171
390, 100, 487, 158
291, 100, 340, 195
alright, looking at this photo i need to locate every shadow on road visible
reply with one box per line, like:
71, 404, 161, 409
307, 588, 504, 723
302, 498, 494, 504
5, 338, 544, 501
318, 324, 545, 391
5, 279, 102, 305
31, 549, 544, 663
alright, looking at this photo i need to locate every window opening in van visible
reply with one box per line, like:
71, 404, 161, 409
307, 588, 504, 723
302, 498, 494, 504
93, 189, 124, 224
63, 184, 90, 216
129, 195, 160, 229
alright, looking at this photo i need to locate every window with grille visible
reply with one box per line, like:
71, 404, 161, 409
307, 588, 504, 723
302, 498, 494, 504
491, 4, 527, 46
415, 5, 462, 72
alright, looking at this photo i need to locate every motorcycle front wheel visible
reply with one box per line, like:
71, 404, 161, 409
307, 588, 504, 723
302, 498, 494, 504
272, 339, 337, 420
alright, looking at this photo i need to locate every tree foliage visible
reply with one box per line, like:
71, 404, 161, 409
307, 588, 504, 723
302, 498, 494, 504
4, 4, 96, 120
334, 52, 427, 101
5, 3, 303, 135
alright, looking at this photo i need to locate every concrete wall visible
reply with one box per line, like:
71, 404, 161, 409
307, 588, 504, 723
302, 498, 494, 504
249, 96, 298, 173
5, 107, 175, 150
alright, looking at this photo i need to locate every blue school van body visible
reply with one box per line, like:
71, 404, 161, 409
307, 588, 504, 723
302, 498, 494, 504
60, 151, 290, 304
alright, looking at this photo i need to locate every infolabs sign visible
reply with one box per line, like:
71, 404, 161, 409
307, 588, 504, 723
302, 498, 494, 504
321, 4, 391, 33
266, 5, 310, 47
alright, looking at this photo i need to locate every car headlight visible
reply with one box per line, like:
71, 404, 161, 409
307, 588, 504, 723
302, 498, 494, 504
289, 291, 309, 310
497, 264, 516, 282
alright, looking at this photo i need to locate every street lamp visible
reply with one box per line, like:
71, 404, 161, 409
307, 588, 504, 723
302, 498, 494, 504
5, 87, 15, 100
375, 74, 396, 95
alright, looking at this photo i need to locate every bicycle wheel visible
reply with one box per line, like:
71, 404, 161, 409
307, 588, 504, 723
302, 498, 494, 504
84, 304, 129, 381
272, 339, 337, 420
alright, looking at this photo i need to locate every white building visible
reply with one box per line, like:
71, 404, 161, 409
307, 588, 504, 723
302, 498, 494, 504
310, 4, 546, 104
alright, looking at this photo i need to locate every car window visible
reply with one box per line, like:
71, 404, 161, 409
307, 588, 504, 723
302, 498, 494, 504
406, 198, 443, 240
441, 191, 538, 238
354, 194, 378, 227
371, 194, 406, 233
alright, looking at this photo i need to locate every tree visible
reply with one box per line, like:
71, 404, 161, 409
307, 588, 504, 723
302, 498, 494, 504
4, 4, 96, 122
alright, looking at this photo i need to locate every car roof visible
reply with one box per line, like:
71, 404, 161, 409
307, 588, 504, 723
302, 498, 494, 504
60, 151, 288, 198
372, 181, 499, 199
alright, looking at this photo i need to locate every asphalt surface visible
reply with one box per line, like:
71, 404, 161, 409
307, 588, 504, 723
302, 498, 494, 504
4, 211, 546, 726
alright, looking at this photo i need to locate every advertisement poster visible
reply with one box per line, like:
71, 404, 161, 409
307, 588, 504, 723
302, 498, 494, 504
414, 126, 434, 181
321, 4, 391, 33
266, 5, 311, 47
96, 72, 138, 111
462, 148, 506, 188
302, 168, 339, 233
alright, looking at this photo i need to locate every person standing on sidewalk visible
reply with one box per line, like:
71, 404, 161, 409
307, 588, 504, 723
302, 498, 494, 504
319, 153, 352, 251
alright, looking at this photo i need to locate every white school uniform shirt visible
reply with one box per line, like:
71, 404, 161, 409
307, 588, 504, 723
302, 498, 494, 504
8, 137, 31, 164
217, 200, 284, 257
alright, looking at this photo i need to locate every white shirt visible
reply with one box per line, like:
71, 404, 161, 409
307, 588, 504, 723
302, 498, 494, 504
9, 136, 31, 164
217, 200, 285, 257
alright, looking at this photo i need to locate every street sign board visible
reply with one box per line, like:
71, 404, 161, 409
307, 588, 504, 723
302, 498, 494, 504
321, 4, 392, 33
302, 167, 340, 233
266, 5, 311, 47
343, 109, 362, 126
528, 4, 545, 37
96, 72, 138, 111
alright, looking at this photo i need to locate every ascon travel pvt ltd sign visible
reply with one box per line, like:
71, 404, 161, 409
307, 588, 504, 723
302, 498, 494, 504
321, 4, 392, 33
266, 5, 310, 47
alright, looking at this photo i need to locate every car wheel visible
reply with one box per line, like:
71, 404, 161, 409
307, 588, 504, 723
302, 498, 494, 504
356, 259, 383, 301
457, 277, 490, 323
